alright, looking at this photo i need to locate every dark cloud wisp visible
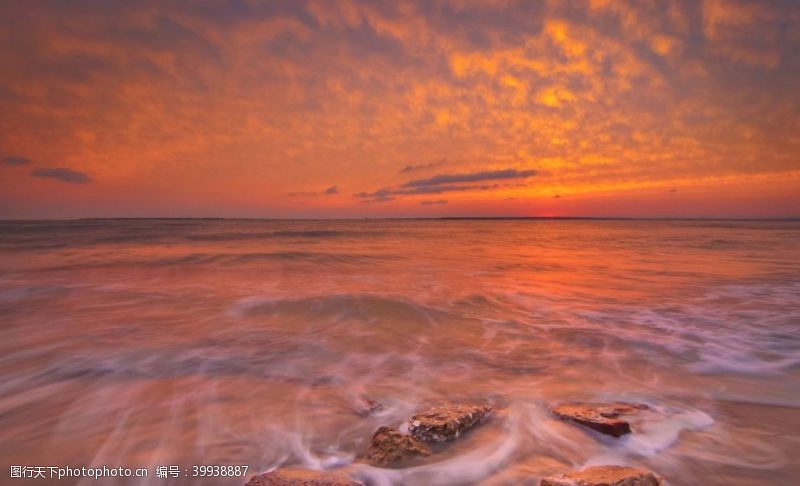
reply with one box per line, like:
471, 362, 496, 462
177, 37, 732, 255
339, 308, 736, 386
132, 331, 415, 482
353, 167, 537, 202
402, 169, 536, 188
359, 194, 395, 204
3, 156, 30, 166
355, 183, 499, 201
325, 185, 339, 195
30, 167, 91, 184
400, 158, 446, 173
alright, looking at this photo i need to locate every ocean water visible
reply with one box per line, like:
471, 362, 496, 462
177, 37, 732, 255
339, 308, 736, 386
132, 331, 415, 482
0, 219, 798, 485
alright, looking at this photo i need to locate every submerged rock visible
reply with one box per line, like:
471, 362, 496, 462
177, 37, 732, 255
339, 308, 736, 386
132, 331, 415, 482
244, 468, 362, 486
540, 465, 663, 486
552, 402, 648, 437
408, 403, 492, 442
355, 398, 384, 417
364, 398, 383, 412
364, 426, 431, 466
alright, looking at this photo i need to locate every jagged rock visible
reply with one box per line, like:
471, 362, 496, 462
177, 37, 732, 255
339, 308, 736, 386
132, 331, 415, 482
552, 402, 648, 437
364, 426, 431, 466
408, 403, 492, 442
540, 465, 663, 486
244, 468, 362, 486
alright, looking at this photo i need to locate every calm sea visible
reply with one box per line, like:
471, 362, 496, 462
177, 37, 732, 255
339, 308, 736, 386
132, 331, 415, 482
0, 219, 798, 485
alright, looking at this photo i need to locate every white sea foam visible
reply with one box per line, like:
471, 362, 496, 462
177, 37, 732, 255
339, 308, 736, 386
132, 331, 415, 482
619, 409, 715, 456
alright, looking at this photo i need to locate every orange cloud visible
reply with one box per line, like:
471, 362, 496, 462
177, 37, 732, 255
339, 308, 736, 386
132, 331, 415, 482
0, 0, 797, 218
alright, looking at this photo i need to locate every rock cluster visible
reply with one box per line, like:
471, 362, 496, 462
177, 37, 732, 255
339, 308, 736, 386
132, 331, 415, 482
551, 402, 649, 437
363, 426, 431, 466
362, 402, 492, 466
540, 465, 663, 486
244, 468, 362, 486
244, 400, 668, 485
408, 403, 493, 442
543, 402, 662, 485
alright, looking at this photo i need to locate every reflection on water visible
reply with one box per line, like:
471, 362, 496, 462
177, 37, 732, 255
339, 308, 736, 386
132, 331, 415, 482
0, 219, 798, 485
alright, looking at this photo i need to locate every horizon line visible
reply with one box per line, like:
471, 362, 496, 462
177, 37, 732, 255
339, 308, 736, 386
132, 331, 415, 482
1, 216, 798, 222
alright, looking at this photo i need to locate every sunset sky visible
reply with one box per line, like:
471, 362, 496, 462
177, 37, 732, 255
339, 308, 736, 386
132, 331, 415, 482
1, 0, 798, 219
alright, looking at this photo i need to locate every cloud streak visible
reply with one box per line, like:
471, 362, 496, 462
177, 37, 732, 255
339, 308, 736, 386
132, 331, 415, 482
402, 169, 537, 188
354, 168, 535, 202
30, 168, 91, 184
400, 158, 446, 173
355, 183, 500, 202
2, 156, 30, 166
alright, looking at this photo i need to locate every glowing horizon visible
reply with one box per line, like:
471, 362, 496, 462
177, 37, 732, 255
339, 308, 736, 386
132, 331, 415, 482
1, 1, 798, 219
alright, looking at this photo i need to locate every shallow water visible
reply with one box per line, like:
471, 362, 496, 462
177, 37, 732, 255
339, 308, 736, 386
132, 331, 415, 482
0, 219, 798, 485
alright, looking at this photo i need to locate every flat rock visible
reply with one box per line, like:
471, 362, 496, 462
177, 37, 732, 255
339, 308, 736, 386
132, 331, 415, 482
552, 402, 648, 437
408, 403, 492, 442
245, 468, 362, 486
364, 426, 431, 466
540, 465, 663, 486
